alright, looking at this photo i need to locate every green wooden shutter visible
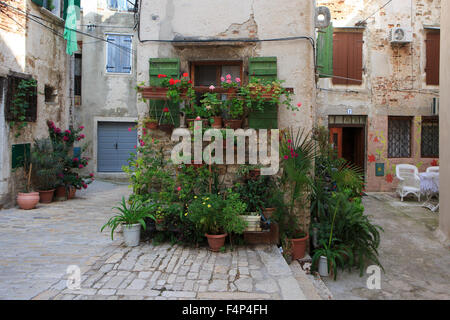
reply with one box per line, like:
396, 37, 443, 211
317, 23, 333, 78
149, 58, 180, 127
63, 0, 80, 20
248, 57, 278, 129
12, 143, 30, 169
31, 0, 44, 6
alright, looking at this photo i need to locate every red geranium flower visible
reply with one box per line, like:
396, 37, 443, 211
169, 78, 176, 85
431, 159, 439, 166
368, 154, 376, 163
183, 73, 189, 77
158, 74, 167, 78
163, 107, 169, 113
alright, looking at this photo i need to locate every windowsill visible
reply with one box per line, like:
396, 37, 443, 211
39, 7, 64, 26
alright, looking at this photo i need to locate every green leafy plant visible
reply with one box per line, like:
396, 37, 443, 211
31, 138, 64, 191
8, 78, 37, 137
200, 92, 223, 117
101, 197, 156, 240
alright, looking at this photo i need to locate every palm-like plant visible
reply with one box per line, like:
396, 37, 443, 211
101, 197, 156, 240
280, 128, 316, 237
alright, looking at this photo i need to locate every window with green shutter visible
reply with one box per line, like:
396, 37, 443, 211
248, 57, 278, 129
12, 143, 30, 169
316, 23, 333, 78
149, 58, 181, 127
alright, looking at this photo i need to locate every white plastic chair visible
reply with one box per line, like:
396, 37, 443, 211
396, 164, 421, 201
426, 166, 439, 173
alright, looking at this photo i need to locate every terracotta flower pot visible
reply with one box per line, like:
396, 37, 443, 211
262, 207, 276, 219
38, 189, 55, 203
17, 192, 40, 210
223, 119, 242, 130
290, 234, 309, 260
67, 185, 76, 199
54, 185, 67, 201
211, 116, 223, 128
205, 233, 227, 252
145, 121, 158, 130
187, 118, 210, 128
159, 124, 174, 135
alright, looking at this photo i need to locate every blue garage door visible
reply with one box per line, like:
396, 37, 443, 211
98, 122, 137, 172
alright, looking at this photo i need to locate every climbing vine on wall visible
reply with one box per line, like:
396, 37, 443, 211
9, 78, 37, 138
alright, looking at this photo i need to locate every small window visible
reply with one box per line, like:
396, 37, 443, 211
425, 30, 440, 85
191, 61, 243, 87
107, 0, 136, 12
421, 117, 439, 158
332, 31, 363, 85
106, 34, 132, 74
388, 117, 412, 158
5, 76, 37, 122
74, 53, 82, 104
44, 85, 56, 103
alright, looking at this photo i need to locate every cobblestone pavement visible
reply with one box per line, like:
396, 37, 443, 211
0, 180, 312, 300
322, 193, 450, 300
0, 181, 128, 299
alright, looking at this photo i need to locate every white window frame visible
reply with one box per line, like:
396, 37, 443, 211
105, 33, 133, 75
107, 0, 135, 12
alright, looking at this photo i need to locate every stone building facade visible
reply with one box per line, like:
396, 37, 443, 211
316, 0, 441, 192
0, 0, 72, 207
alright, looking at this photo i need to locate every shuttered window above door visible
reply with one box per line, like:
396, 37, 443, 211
425, 31, 440, 85
332, 31, 363, 85
106, 34, 133, 74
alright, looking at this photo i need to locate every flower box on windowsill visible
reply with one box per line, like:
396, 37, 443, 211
139, 87, 189, 100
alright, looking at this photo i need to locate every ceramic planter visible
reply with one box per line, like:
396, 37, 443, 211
54, 185, 67, 201
223, 119, 242, 130
122, 223, 141, 247
262, 207, 276, 220
205, 233, 227, 252
242, 215, 261, 232
38, 189, 55, 203
17, 192, 40, 210
290, 234, 309, 260
159, 124, 174, 135
211, 116, 223, 128
145, 121, 158, 130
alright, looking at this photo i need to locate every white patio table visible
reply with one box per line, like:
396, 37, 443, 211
419, 172, 439, 212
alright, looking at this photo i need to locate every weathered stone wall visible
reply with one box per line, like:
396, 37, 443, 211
316, 0, 441, 192
0, 0, 71, 207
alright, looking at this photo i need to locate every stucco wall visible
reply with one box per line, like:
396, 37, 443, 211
75, 2, 137, 174
439, 0, 449, 241
137, 0, 316, 132
316, 0, 440, 192
0, 0, 71, 207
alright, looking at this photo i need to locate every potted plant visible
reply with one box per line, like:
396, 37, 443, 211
223, 90, 244, 130
31, 139, 63, 203
280, 128, 316, 260
200, 92, 223, 129
16, 157, 40, 210
187, 192, 246, 251
101, 197, 156, 247
158, 106, 175, 134
143, 116, 158, 130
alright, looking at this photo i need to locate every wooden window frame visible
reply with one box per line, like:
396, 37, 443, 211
388, 116, 413, 158
189, 60, 244, 92
105, 33, 133, 74
332, 30, 364, 86
5, 73, 38, 123
421, 116, 439, 158
425, 30, 440, 86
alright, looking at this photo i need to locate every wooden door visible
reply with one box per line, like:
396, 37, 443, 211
329, 127, 343, 158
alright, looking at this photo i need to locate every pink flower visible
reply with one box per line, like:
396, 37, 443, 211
226, 79, 232, 84
82, 183, 88, 189
63, 136, 69, 141
221, 76, 225, 82
226, 74, 231, 80
134, 145, 137, 149
79, 164, 84, 169
89, 173, 94, 177
297, 102, 302, 108
284, 155, 289, 160
128, 127, 132, 132
79, 126, 84, 130
55, 128, 61, 134
195, 116, 201, 120
65, 130, 71, 134
73, 157, 79, 162
235, 77, 241, 83
57, 173, 64, 178
140, 140, 145, 146
80, 134, 85, 139
287, 139, 292, 144
209, 85, 215, 90
177, 186, 181, 191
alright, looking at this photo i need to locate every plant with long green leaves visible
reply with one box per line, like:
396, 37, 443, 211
280, 128, 316, 238
101, 197, 157, 240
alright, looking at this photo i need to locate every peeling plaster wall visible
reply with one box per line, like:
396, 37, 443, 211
76, 2, 137, 174
0, 0, 71, 207
316, 0, 441, 192
137, 0, 316, 132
